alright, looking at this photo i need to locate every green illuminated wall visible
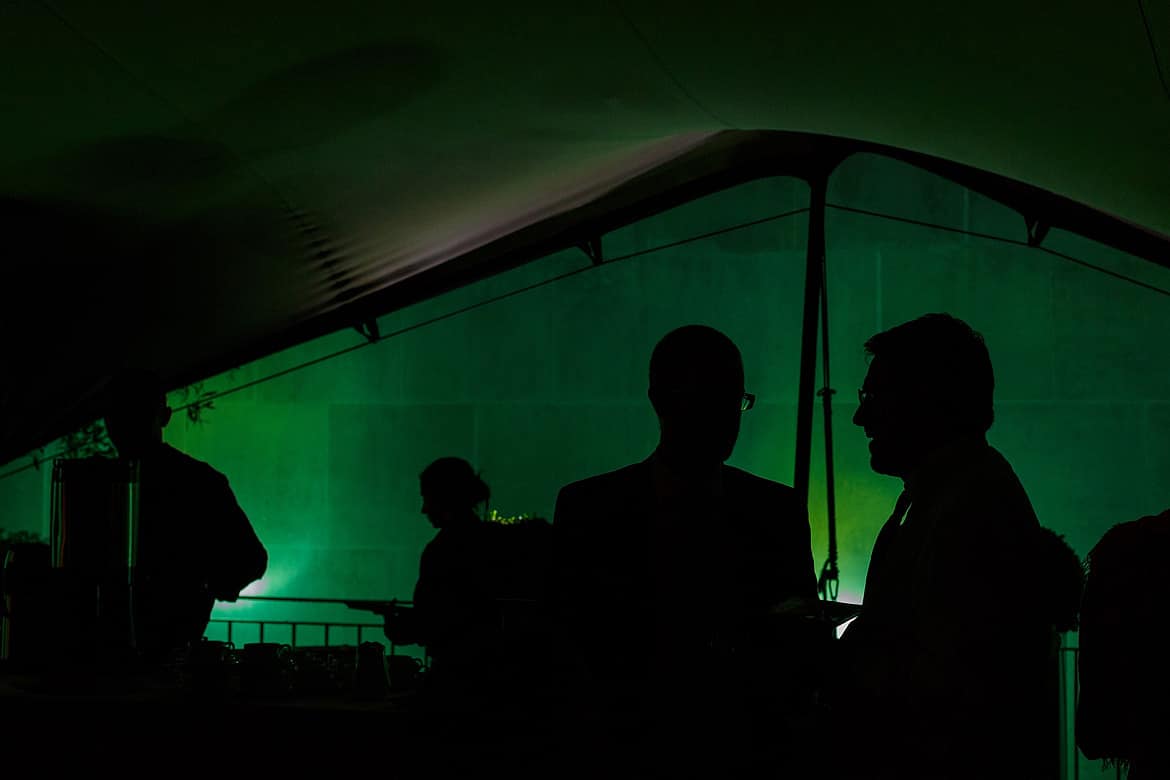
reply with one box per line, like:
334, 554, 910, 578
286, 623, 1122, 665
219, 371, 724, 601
3, 157, 1168, 655
177, 174, 813, 623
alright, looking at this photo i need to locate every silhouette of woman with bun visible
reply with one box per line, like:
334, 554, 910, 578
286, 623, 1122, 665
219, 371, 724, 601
403, 457, 502, 706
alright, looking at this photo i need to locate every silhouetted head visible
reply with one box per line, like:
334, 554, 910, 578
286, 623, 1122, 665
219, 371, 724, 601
648, 325, 748, 474
419, 457, 490, 529
102, 369, 172, 458
853, 313, 994, 478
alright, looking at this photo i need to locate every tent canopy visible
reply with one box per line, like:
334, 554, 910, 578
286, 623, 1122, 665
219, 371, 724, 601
3, 1, 1169, 467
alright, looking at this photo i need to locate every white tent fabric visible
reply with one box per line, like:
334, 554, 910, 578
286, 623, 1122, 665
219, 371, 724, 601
2, 1, 1168, 466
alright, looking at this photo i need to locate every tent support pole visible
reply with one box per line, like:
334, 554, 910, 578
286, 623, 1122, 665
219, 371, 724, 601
794, 173, 839, 600
817, 205, 839, 601
793, 176, 826, 511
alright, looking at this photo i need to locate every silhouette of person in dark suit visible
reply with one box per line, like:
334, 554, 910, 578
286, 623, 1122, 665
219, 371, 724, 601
1078, 508, 1170, 780
553, 325, 817, 777
102, 370, 267, 663
839, 313, 1060, 779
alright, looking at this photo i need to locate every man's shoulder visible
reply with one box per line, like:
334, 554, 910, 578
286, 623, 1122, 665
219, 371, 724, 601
957, 444, 1037, 515
723, 464, 798, 502
554, 461, 651, 522
560, 461, 649, 494
1093, 510, 1170, 561
158, 444, 227, 483
721, 466, 807, 538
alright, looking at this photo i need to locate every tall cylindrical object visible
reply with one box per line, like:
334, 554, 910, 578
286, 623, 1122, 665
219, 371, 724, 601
0, 542, 51, 666
49, 457, 141, 664
1, 546, 13, 661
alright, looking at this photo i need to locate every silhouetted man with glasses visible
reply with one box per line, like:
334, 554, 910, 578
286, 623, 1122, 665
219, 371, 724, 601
553, 324, 817, 777
839, 313, 1059, 780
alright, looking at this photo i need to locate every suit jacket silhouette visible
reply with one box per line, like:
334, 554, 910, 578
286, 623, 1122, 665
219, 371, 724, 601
1078, 508, 1170, 779
553, 454, 817, 711
839, 436, 1057, 779
135, 444, 267, 660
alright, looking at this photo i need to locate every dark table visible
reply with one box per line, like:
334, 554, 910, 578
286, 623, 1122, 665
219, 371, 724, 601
0, 667, 590, 778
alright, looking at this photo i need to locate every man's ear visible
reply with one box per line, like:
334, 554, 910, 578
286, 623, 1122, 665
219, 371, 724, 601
159, 406, 173, 428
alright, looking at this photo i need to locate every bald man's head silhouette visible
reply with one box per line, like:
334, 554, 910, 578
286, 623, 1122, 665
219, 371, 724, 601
648, 325, 749, 475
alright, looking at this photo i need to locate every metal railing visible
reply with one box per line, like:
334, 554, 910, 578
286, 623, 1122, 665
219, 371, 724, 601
206, 618, 384, 648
